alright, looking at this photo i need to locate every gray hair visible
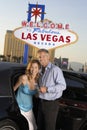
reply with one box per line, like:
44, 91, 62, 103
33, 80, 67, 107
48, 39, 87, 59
37, 49, 49, 54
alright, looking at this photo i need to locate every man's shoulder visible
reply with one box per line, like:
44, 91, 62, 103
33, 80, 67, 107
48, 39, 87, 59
51, 63, 61, 70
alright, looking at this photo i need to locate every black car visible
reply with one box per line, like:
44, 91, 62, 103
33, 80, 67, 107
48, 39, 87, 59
56, 70, 87, 130
0, 62, 29, 130
0, 62, 87, 130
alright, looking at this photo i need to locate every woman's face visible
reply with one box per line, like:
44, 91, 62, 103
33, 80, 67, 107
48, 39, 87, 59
30, 63, 39, 75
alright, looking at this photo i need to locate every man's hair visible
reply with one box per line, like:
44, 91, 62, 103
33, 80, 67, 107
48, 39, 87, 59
37, 49, 49, 54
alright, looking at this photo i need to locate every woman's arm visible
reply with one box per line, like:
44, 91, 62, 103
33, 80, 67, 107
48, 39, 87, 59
14, 74, 28, 91
13, 76, 22, 91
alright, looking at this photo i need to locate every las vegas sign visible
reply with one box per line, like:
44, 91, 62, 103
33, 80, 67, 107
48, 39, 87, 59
13, 21, 78, 50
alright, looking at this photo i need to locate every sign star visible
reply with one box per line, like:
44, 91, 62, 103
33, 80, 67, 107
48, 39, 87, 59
27, 3, 46, 23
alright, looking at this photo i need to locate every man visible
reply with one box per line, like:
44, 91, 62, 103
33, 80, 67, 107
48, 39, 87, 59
37, 49, 66, 130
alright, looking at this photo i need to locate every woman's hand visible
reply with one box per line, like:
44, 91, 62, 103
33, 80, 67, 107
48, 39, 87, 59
40, 86, 48, 93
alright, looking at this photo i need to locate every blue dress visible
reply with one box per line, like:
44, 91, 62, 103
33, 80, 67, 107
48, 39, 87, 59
16, 84, 37, 112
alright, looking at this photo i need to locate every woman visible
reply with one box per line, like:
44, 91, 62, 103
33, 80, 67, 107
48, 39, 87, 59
14, 59, 41, 130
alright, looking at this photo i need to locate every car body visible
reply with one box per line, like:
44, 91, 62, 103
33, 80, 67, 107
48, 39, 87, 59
56, 70, 87, 130
0, 62, 87, 130
0, 62, 29, 130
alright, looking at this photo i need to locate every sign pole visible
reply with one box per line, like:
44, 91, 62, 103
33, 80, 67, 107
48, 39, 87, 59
23, 3, 31, 64
23, 3, 45, 64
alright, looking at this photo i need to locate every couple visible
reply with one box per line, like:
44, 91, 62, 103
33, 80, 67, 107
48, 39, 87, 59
14, 49, 66, 130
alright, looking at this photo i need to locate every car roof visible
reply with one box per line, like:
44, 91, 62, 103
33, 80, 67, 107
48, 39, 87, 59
63, 69, 87, 75
0, 62, 26, 96
0, 61, 26, 70
63, 69, 87, 81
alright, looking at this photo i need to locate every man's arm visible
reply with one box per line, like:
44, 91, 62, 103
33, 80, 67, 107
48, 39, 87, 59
47, 67, 66, 93
40, 67, 66, 94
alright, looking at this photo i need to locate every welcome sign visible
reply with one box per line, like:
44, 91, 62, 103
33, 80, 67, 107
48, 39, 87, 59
14, 21, 78, 50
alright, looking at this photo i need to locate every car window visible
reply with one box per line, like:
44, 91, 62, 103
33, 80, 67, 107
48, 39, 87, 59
65, 78, 84, 88
63, 75, 87, 102
11, 67, 25, 88
11, 73, 22, 87
11, 69, 25, 97
0, 64, 26, 97
0, 70, 11, 96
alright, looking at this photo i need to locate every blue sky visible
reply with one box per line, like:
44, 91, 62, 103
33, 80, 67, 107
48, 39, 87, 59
0, 0, 87, 64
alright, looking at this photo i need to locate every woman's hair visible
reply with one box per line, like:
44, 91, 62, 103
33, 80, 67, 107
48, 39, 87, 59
25, 59, 41, 82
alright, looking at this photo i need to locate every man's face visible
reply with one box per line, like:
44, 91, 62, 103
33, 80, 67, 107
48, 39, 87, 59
37, 52, 50, 67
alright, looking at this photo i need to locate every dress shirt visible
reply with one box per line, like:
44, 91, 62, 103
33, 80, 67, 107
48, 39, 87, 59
39, 62, 66, 101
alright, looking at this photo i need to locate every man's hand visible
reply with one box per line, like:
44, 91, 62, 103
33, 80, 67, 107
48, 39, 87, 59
40, 86, 48, 93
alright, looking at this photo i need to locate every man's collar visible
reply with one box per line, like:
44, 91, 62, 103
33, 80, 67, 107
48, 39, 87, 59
45, 62, 51, 70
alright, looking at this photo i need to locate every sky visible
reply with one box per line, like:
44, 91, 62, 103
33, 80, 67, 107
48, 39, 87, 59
0, 0, 87, 64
